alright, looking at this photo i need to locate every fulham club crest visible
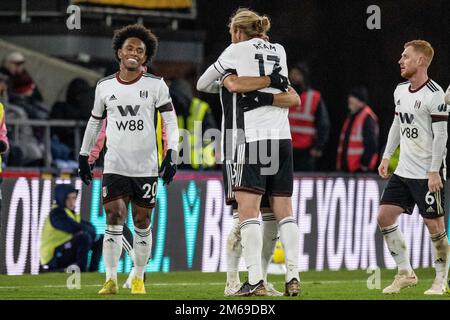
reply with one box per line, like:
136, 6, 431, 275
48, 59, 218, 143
140, 90, 148, 99
414, 100, 421, 109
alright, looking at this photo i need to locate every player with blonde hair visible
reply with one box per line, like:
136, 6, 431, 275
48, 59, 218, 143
198, 8, 300, 296
378, 40, 449, 295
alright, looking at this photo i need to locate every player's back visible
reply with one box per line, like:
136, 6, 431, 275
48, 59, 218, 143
222, 38, 291, 143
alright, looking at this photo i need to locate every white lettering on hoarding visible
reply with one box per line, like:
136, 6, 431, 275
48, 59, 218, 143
297, 179, 312, 272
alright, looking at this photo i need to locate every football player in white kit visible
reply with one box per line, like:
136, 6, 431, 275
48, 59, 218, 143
378, 40, 449, 295
198, 45, 300, 297
78, 24, 179, 295
198, 9, 300, 296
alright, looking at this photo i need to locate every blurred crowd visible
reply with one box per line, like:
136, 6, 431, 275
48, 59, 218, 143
0, 50, 382, 173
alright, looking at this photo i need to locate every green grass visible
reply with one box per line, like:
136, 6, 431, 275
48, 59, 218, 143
0, 268, 448, 300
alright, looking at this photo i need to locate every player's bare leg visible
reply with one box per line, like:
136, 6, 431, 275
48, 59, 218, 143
378, 204, 417, 294
423, 216, 449, 295
99, 197, 128, 295
130, 202, 153, 294
235, 191, 266, 296
271, 196, 300, 296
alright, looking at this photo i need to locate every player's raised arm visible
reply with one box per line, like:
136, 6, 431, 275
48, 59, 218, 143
379, 112, 400, 178
78, 83, 106, 185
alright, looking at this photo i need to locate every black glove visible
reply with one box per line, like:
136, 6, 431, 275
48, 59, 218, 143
238, 91, 274, 112
0, 140, 8, 154
159, 149, 177, 186
78, 154, 92, 185
268, 66, 289, 91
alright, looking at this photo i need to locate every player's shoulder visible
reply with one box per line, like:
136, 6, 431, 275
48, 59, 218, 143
142, 73, 167, 88
96, 73, 116, 87
396, 80, 410, 87
394, 81, 409, 96
142, 72, 162, 81
425, 79, 444, 94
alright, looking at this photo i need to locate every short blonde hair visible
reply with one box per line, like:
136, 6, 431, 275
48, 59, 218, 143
228, 8, 271, 39
404, 40, 434, 66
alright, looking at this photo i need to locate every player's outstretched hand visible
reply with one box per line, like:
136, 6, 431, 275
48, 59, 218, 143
268, 66, 289, 92
378, 159, 390, 179
78, 154, 92, 185
159, 149, 177, 186
238, 91, 274, 112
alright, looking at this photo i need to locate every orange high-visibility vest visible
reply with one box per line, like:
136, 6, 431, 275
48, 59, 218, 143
337, 106, 378, 172
288, 89, 321, 149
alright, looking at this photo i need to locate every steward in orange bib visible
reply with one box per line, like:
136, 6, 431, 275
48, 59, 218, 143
337, 85, 379, 173
288, 63, 330, 171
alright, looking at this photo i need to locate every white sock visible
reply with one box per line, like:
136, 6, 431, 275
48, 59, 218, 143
122, 235, 135, 261
103, 225, 123, 282
279, 216, 300, 283
261, 213, 278, 282
381, 224, 413, 273
430, 231, 449, 281
240, 218, 263, 285
133, 225, 152, 280
226, 212, 241, 284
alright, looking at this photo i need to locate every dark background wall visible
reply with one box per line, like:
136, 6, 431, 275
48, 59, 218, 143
0, 0, 448, 170
192, 0, 450, 170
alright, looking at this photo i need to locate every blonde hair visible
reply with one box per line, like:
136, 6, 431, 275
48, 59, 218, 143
228, 8, 271, 39
404, 40, 434, 66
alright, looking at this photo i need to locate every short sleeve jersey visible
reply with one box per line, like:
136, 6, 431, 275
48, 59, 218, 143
393, 79, 448, 179
213, 38, 291, 143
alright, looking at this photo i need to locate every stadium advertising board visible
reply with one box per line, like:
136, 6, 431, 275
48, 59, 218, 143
1, 175, 448, 275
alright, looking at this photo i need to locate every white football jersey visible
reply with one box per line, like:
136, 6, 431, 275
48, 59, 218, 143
91, 73, 171, 177
214, 38, 291, 142
393, 79, 448, 179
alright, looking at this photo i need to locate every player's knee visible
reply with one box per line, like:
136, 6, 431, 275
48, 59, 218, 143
423, 218, 444, 234
104, 206, 126, 225
133, 214, 150, 229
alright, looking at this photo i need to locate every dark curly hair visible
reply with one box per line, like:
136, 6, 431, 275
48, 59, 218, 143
112, 24, 158, 65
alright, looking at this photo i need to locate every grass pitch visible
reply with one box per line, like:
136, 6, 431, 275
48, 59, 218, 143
0, 268, 449, 300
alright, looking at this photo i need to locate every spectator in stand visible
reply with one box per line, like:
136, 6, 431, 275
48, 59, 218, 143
336, 85, 379, 173
288, 63, 330, 171
0, 72, 43, 167
50, 78, 94, 168
0, 52, 49, 120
